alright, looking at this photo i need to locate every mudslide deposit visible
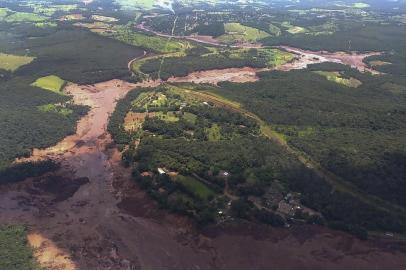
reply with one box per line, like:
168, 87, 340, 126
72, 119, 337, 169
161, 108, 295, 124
1, 52, 404, 270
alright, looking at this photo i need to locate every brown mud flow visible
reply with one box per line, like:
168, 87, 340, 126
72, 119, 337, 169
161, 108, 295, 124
1, 56, 404, 270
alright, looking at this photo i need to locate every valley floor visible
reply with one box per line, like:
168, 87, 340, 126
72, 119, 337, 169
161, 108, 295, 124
1, 50, 406, 270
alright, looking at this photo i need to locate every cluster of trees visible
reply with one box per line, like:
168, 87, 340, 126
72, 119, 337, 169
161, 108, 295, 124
0, 77, 87, 169
14, 28, 144, 84
0, 160, 60, 184
184, 105, 258, 128
132, 169, 218, 225
211, 68, 406, 233
286, 165, 406, 237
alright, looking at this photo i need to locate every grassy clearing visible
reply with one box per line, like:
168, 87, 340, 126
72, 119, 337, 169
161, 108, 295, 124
37, 104, 73, 116
176, 175, 215, 201
151, 93, 168, 106
34, 22, 57, 28
281, 21, 308, 34
353, 3, 370, 8
206, 124, 221, 141
0, 225, 40, 270
31, 75, 66, 94
105, 25, 189, 53
3, 12, 48, 23
183, 112, 197, 124
314, 71, 362, 88
256, 48, 295, 66
0, 53, 34, 72
28, 4, 78, 16
0, 8, 10, 18
114, 0, 156, 10
218, 23, 270, 44
268, 24, 281, 36
156, 111, 179, 122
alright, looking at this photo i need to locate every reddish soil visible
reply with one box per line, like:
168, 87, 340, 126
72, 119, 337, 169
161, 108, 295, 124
278, 46, 381, 74
167, 67, 261, 85
1, 54, 404, 270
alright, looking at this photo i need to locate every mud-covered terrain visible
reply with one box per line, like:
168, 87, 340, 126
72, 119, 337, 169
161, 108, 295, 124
1, 48, 406, 269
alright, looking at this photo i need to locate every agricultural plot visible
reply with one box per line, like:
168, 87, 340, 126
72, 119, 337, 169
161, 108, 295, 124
31, 75, 66, 94
0, 53, 34, 72
314, 71, 362, 88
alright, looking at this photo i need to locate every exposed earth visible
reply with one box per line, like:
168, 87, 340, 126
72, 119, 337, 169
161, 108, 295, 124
1, 51, 405, 270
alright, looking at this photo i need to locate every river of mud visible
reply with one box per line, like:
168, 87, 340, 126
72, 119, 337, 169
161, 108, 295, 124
1, 50, 404, 270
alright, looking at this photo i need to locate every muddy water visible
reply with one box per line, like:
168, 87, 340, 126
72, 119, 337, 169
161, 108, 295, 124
1, 52, 404, 270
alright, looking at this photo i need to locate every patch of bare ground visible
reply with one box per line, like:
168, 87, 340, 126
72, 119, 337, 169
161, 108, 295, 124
278, 46, 382, 74
167, 67, 261, 85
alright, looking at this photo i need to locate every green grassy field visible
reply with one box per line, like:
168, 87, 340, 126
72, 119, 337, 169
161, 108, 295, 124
218, 23, 270, 44
183, 112, 197, 124
281, 22, 308, 34
3, 12, 48, 23
0, 8, 10, 18
314, 71, 362, 88
176, 175, 215, 201
0, 53, 35, 72
114, 0, 156, 10
206, 124, 221, 141
156, 111, 179, 122
0, 225, 40, 270
352, 2, 370, 8
37, 104, 73, 116
30, 4, 78, 16
31, 75, 66, 94
106, 25, 189, 53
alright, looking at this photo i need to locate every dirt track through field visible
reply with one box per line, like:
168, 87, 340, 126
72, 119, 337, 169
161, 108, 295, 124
1, 49, 405, 270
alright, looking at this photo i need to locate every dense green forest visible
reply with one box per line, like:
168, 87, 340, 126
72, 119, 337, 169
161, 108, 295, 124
210, 68, 406, 209
0, 225, 40, 270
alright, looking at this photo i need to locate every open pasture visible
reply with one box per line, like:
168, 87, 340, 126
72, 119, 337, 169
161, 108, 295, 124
31, 75, 66, 94
0, 53, 34, 72
314, 71, 362, 88
218, 23, 270, 44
